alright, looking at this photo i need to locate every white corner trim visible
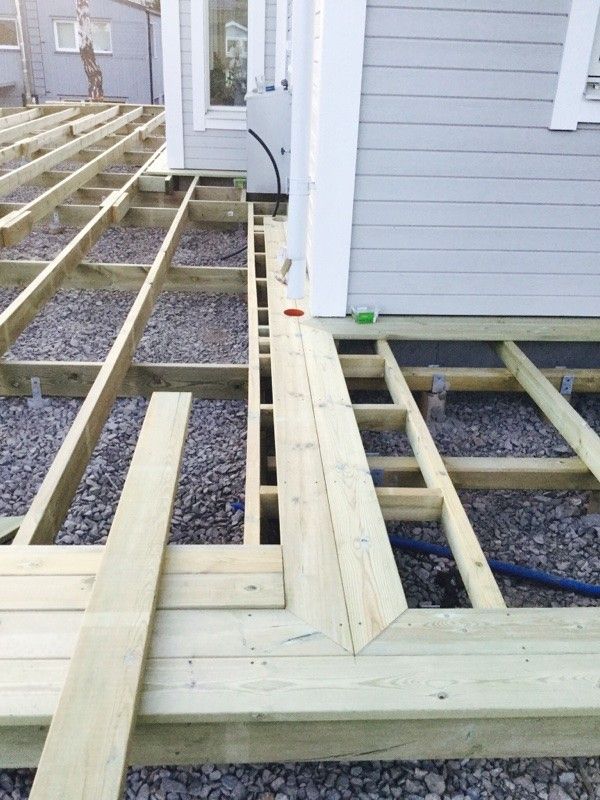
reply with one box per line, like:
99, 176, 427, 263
309, 0, 367, 317
161, 0, 184, 168
275, 0, 288, 85
550, 0, 600, 130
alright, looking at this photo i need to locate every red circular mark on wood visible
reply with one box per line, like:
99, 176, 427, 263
284, 308, 305, 317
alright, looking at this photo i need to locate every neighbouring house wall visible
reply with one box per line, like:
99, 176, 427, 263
27, 0, 159, 104
347, 0, 600, 317
305, 0, 321, 280
178, 0, 278, 172
0, 0, 24, 105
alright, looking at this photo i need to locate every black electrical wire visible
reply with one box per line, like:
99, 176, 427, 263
217, 244, 248, 261
248, 127, 282, 217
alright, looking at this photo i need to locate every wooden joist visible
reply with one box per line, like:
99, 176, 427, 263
377, 340, 506, 609
0, 105, 145, 199
28, 391, 191, 800
13, 177, 199, 546
0, 114, 165, 246
495, 341, 600, 484
243, 206, 262, 544
0, 107, 79, 149
0, 361, 247, 400
0, 148, 163, 356
0, 107, 40, 132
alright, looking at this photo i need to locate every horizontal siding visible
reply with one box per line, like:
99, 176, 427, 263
348, 0, 600, 317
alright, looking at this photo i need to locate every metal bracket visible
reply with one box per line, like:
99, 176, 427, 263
27, 377, 48, 409
431, 372, 447, 395
559, 374, 574, 397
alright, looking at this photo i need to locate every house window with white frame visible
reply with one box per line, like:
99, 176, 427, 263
551, 0, 600, 129
0, 17, 18, 49
53, 19, 113, 54
190, 0, 264, 131
209, 0, 248, 107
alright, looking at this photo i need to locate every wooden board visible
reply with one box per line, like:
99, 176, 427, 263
28, 392, 192, 800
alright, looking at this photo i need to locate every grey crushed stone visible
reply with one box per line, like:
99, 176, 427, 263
2, 758, 599, 799
0, 287, 247, 364
0, 397, 246, 546
87, 226, 169, 264
173, 226, 247, 267
0, 224, 79, 261
1, 184, 47, 204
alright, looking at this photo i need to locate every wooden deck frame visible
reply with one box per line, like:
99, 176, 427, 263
0, 104, 599, 781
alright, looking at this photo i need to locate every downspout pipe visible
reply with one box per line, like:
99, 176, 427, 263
14, 0, 32, 104
145, 9, 155, 105
286, 0, 314, 300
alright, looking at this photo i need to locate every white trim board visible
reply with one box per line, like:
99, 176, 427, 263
275, 0, 288, 86
551, 0, 600, 130
161, 0, 184, 168
191, 0, 266, 133
308, 0, 367, 317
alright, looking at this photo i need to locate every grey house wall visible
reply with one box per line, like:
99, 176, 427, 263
20, 0, 161, 105
179, 0, 278, 171
0, 0, 24, 105
348, 0, 600, 317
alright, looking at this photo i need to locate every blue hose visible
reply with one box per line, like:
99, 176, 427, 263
389, 535, 600, 599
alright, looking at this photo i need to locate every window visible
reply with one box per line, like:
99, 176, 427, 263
209, 0, 248, 107
0, 17, 18, 49
190, 0, 265, 131
53, 19, 112, 54
551, 0, 600, 129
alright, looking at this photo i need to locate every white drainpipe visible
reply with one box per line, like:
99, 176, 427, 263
286, 0, 314, 300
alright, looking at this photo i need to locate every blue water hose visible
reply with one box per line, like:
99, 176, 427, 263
389, 535, 600, 599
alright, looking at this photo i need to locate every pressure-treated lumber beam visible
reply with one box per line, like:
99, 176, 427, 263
0, 107, 40, 131
0, 260, 246, 293
0, 107, 118, 164
366, 455, 600, 491
266, 454, 600, 491
0, 361, 247, 399
495, 341, 600, 484
13, 177, 199, 546
0, 105, 144, 199
307, 316, 600, 342
260, 485, 443, 522
377, 340, 505, 609
0, 114, 165, 246
0, 148, 163, 356
260, 402, 407, 431
300, 319, 408, 650
265, 221, 353, 652
28, 391, 191, 800
244, 205, 262, 544
0, 107, 79, 148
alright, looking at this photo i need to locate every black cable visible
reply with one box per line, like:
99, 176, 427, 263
248, 127, 281, 217
217, 243, 248, 261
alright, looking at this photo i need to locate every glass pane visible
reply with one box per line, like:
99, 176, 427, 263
55, 21, 76, 50
92, 22, 111, 53
208, 0, 248, 107
0, 19, 18, 47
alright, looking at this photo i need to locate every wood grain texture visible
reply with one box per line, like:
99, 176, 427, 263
28, 391, 192, 800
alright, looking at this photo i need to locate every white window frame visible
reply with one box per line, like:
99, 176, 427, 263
53, 19, 113, 55
190, 0, 265, 132
551, 0, 600, 130
0, 17, 19, 50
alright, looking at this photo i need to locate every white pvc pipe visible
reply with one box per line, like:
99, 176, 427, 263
286, 0, 314, 300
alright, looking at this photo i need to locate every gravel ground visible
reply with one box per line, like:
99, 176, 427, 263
174, 227, 247, 266
0, 287, 248, 363
0, 396, 246, 545
0, 224, 79, 261
1, 757, 599, 800
1, 184, 47, 204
